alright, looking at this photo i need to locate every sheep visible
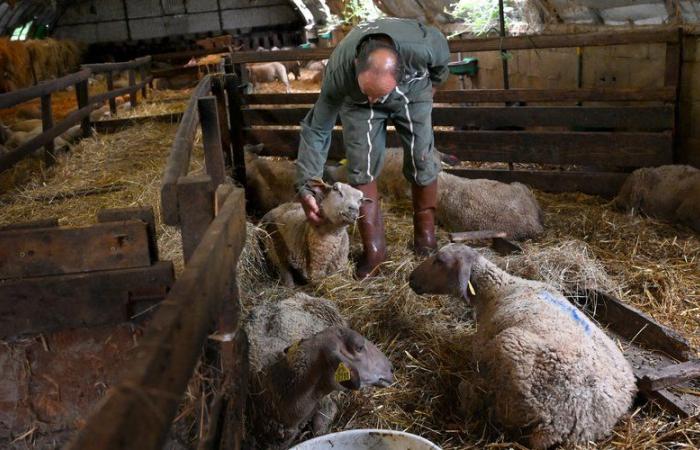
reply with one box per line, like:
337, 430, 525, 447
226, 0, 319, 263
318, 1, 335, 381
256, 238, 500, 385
5, 127, 67, 151
247, 62, 290, 93
244, 144, 297, 215
260, 180, 366, 286
324, 148, 544, 240
11, 119, 42, 132
409, 244, 637, 449
0, 121, 10, 145
613, 164, 700, 233
245, 293, 393, 449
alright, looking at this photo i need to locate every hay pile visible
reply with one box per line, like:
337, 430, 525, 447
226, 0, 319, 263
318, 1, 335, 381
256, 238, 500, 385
0, 38, 83, 93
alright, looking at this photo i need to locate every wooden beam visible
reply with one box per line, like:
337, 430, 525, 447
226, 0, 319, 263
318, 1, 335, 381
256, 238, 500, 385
106, 71, 117, 114
243, 87, 677, 105
224, 74, 249, 204
93, 112, 184, 133
246, 128, 673, 168
97, 206, 159, 263
211, 77, 233, 169
40, 93, 55, 166
75, 79, 91, 138
81, 56, 152, 74
0, 220, 152, 279
90, 77, 153, 105
0, 103, 99, 173
177, 175, 215, 263
198, 96, 226, 187
447, 168, 629, 197
243, 106, 675, 130
0, 218, 58, 231
151, 47, 231, 63
638, 360, 700, 392
0, 261, 174, 339
64, 187, 246, 450
160, 75, 213, 226
128, 69, 138, 108
0, 69, 91, 109
228, 47, 332, 64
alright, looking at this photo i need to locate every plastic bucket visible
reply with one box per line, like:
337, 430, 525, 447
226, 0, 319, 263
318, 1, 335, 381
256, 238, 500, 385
289, 429, 442, 450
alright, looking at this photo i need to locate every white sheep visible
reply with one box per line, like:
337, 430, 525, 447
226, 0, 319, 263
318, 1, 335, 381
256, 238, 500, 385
613, 164, 700, 233
260, 180, 366, 286
247, 62, 291, 93
244, 144, 297, 215
4, 127, 67, 151
245, 293, 393, 449
324, 148, 544, 240
409, 244, 636, 449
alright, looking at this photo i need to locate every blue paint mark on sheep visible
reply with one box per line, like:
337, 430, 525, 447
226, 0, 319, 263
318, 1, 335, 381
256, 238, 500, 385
538, 290, 591, 335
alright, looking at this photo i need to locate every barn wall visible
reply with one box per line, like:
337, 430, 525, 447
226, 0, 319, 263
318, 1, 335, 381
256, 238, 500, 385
51, 0, 303, 44
680, 35, 700, 167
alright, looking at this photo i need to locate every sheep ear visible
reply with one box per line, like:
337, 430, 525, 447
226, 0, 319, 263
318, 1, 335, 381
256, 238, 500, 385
307, 178, 332, 200
456, 258, 475, 301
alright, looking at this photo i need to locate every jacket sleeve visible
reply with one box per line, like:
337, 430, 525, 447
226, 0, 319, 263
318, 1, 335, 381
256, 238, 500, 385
295, 70, 344, 197
427, 26, 451, 86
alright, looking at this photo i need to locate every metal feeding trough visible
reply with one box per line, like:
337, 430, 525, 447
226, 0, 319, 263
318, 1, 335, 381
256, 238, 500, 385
448, 57, 479, 76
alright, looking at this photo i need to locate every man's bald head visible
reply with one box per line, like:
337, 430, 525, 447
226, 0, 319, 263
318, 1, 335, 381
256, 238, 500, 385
356, 39, 400, 104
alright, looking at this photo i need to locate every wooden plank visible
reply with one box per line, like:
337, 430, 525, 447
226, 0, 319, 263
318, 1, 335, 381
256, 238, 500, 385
140, 65, 148, 98
243, 88, 676, 105
40, 93, 55, 166
638, 360, 700, 392
449, 28, 679, 53
93, 112, 184, 133
211, 77, 233, 168
447, 168, 628, 197
0, 261, 174, 339
0, 220, 152, 279
90, 77, 153, 105
584, 289, 694, 361
0, 69, 92, 109
106, 71, 117, 114
81, 56, 151, 73
97, 206, 159, 263
152, 65, 201, 79
246, 128, 673, 167
177, 175, 215, 263
64, 188, 246, 450
76, 79, 91, 138
128, 69, 138, 108
160, 75, 213, 226
198, 96, 226, 187
225, 74, 249, 204
228, 47, 332, 64
243, 106, 674, 129
152, 47, 231, 63
0, 218, 58, 231
0, 103, 99, 173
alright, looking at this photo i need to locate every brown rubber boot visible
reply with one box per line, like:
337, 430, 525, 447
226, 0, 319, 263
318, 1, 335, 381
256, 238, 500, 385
354, 181, 387, 279
412, 179, 438, 256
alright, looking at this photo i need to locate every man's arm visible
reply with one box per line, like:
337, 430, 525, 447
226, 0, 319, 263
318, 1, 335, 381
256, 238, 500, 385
426, 26, 451, 87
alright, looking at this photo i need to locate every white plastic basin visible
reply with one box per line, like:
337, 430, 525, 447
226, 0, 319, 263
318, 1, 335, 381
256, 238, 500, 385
289, 429, 442, 450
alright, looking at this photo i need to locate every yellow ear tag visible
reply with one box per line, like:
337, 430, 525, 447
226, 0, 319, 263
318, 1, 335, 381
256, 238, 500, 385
468, 281, 476, 296
339, 159, 348, 166
286, 341, 301, 363
334, 362, 351, 383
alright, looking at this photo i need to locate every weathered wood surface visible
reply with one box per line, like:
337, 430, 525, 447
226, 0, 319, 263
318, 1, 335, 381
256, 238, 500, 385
0, 220, 151, 279
638, 360, 700, 392
211, 77, 233, 169
82, 56, 151, 73
198, 96, 226, 187
447, 169, 629, 197
243, 105, 674, 129
0, 69, 91, 109
41, 93, 55, 166
0, 217, 58, 231
0, 103, 99, 173
225, 74, 248, 192
97, 206, 159, 263
583, 290, 694, 362
0, 261, 174, 339
64, 187, 246, 450
177, 175, 215, 263
93, 112, 184, 133
243, 87, 676, 105
160, 75, 213, 226
90, 77, 153, 105
246, 128, 673, 167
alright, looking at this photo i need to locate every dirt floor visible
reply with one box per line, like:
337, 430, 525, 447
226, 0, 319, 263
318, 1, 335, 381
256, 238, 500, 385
0, 75, 698, 449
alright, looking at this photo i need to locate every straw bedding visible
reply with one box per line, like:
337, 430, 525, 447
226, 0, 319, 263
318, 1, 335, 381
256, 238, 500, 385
1, 94, 698, 449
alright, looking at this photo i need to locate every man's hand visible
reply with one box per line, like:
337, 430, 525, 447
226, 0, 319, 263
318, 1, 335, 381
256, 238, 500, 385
432, 86, 437, 97
300, 194, 324, 225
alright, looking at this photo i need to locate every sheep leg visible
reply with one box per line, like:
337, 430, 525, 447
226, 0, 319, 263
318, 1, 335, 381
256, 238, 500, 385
311, 396, 338, 436
457, 379, 487, 416
528, 423, 561, 450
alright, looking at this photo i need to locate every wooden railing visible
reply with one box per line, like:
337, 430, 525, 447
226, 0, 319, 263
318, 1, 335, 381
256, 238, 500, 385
82, 55, 153, 114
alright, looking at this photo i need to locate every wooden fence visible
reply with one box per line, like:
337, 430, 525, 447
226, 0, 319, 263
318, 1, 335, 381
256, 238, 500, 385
226, 27, 681, 197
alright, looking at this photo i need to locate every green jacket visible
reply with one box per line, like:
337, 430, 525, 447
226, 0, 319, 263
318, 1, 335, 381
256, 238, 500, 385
296, 18, 450, 196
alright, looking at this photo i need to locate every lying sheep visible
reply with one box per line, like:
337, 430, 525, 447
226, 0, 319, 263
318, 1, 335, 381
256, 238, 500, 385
613, 164, 700, 233
245, 144, 297, 215
409, 244, 636, 449
261, 180, 366, 286
11, 119, 42, 132
325, 149, 544, 240
5, 127, 67, 150
0, 121, 10, 145
245, 293, 393, 449
247, 62, 290, 93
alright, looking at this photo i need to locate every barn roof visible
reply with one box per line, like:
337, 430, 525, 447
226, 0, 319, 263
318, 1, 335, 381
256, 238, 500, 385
0, 0, 698, 38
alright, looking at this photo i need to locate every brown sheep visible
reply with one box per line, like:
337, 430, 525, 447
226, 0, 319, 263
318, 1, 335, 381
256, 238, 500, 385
613, 165, 700, 233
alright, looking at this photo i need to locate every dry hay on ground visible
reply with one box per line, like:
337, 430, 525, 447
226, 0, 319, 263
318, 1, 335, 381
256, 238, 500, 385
238, 191, 699, 449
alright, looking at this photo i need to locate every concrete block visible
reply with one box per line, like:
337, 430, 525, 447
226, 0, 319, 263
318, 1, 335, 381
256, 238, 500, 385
681, 62, 700, 99
126, 0, 161, 19
96, 21, 129, 43
611, 43, 649, 59
162, 0, 186, 14
187, 0, 218, 13
221, 5, 298, 29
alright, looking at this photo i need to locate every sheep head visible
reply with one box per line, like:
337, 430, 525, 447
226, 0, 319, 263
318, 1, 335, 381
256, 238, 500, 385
308, 179, 367, 226
287, 326, 393, 391
409, 244, 480, 303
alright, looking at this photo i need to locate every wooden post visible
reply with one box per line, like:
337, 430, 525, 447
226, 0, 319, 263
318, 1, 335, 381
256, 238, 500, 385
224, 75, 248, 196
40, 93, 55, 166
129, 69, 137, 108
198, 96, 226, 187
211, 76, 233, 168
75, 79, 91, 137
177, 175, 215, 263
664, 27, 682, 162
139, 65, 148, 98
106, 71, 117, 114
